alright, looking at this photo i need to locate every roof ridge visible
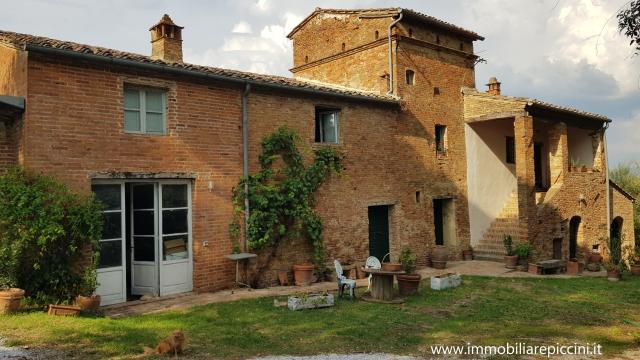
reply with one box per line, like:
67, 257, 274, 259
0, 29, 397, 104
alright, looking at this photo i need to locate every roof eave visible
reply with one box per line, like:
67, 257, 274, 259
23, 43, 399, 106
525, 102, 611, 124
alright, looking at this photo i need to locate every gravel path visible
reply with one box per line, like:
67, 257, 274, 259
252, 355, 421, 360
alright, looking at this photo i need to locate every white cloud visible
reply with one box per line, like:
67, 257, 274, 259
231, 21, 252, 34
255, 0, 270, 12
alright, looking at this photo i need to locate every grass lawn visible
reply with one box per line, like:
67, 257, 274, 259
1, 275, 639, 359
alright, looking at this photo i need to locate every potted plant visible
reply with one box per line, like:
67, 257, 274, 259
431, 245, 448, 269
0, 264, 24, 314
292, 264, 314, 286
503, 235, 518, 269
462, 245, 473, 261
589, 244, 603, 264
397, 248, 421, 296
514, 243, 532, 270
75, 263, 101, 312
605, 261, 623, 281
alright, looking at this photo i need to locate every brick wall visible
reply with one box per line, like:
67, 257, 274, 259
22, 53, 244, 292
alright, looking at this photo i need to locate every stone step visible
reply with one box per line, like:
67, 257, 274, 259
474, 251, 504, 262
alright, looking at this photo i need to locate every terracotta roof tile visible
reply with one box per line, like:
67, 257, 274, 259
0, 30, 398, 104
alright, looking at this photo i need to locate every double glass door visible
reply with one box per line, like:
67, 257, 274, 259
130, 182, 192, 297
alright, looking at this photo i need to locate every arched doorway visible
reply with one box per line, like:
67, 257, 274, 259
569, 216, 581, 260
610, 217, 623, 261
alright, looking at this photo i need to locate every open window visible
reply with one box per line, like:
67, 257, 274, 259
315, 108, 340, 144
435, 124, 447, 154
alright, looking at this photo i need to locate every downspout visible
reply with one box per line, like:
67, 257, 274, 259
603, 122, 611, 243
242, 83, 251, 250
387, 10, 403, 95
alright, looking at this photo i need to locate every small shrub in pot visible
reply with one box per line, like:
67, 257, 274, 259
503, 235, 518, 269
397, 248, 421, 296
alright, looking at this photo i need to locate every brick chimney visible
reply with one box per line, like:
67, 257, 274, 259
486, 77, 501, 95
149, 14, 183, 62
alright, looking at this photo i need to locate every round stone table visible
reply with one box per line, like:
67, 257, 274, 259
361, 268, 405, 303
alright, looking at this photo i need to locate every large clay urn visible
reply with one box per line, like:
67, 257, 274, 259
431, 245, 449, 269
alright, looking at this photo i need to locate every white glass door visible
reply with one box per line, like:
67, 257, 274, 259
159, 183, 193, 296
130, 183, 159, 296
93, 183, 126, 305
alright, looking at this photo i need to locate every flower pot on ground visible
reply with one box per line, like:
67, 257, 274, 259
515, 243, 532, 271
462, 245, 473, 261
606, 268, 622, 281
0, 288, 25, 314
48, 304, 81, 316
431, 245, 448, 269
397, 248, 421, 296
292, 264, 314, 286
630, 248, 640, 276
589, 252, 603, 264
630, 264, 640, 276
566, 259, 583, 275
75, 262, 100, 312
503, 235, 518, 269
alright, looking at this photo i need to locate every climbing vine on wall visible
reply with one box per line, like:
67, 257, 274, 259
229, 127, 342, 273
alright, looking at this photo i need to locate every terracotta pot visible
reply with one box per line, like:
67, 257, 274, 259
462, 250, 473, 261
504, 255, 518, 269
432, 245, 448, 269
356, 264, 368, 279
589, 253, 603, 263
0, 288, 25, 314
277, 271, 289, 286
566, 260, 583, 275
528, 263, 541, 275
292, 264, 314, 286
586, 262, 601, 272
382, 263, 402, 272
75, 294, 101, 312
630, 264, 640, 276
397, 274, 422, 296
607, 269, 621, 281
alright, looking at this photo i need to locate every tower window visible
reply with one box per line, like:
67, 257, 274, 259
405, 70, 415, 85
305, 55, 308, 63
409, 28, 413, 37
434, 87, 440, 95
416, 191, 422, 203
436, 35, 441, 44
341, 42, 346, 51
375, 30, 379, 39
435, 125, 447, 153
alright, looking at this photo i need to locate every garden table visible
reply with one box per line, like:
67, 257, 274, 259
361, 268, 405, 303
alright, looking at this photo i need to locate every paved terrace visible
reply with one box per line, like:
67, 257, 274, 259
102, 260, 606, 318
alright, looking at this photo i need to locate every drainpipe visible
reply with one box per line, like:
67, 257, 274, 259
387, 10, 403, 95
603, 122, 611, 242
242, 83, 251, 250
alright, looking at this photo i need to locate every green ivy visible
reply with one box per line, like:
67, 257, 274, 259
0, 167, 102, 305
230, 127, 342, 274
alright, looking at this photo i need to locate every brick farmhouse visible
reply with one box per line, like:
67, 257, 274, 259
0, 8, 634, 305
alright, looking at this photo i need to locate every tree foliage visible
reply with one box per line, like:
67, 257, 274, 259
229, 127, 342, 273
610, 161, 640, 247
618, 0, 640, 54
0, 167, 102, 304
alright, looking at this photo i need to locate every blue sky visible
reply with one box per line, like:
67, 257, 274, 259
2, 0, 638, 165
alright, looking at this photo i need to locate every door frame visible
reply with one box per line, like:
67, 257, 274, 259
93, 179, 193, 304
129, 182, 159, 296
93, 180, 127, 306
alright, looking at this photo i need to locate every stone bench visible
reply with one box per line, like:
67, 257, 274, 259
530, 260, 566, 275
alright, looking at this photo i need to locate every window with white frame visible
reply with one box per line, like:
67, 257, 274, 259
124, 86, 167, 134
315, 108, 340, 143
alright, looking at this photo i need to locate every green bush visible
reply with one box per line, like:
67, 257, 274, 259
0, 167, 102, 304
515, 243, 532, 259
399, 248, 417, 274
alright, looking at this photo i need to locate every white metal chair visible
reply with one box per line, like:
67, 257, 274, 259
365, 256, 382, 291
334, 260, 356, 300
